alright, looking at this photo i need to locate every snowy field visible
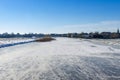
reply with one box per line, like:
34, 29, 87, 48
87, 39, 120, 49
0, 38, 34, 48
0, 38, 120, 80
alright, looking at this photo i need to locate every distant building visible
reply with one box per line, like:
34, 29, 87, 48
117, 28, 119, 34
89, 32, 94, 38
110, 29, 120, 38
81, 33, 89, 38
101, 32, 111, 39
66, 33, 78, 38
67, 33, 72, 37
110, 33, 119, 39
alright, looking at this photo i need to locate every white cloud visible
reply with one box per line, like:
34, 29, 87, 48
54, 20, 120, 33
1, 20, 120, 34
63, 21, 120, 28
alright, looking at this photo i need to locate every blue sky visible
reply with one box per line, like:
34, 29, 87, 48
0, 0, 120, 33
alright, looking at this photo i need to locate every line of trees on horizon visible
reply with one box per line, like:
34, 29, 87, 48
0, 30, 120, 39
0, 32, 45, 38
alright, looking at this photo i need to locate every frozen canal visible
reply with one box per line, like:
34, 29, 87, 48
0, 38, 120, 80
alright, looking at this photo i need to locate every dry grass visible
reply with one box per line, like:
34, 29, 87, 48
35, 37, 56, 42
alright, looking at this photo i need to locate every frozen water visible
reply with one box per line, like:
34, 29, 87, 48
88, 39, 120, 49
0, 38, 34, 48
0, 38, 120, 80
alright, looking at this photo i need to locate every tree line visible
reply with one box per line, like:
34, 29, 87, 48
0, 32, 44, 38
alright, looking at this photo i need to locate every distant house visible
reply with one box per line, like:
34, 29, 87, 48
62, 34, 68, 37
71, 33, 78, 38
81, 33, 89, 38
89, 32, 94, 38
67, 33, 72, 37
67, 33, 78, 38
110, 33, 119, 39
101, 32, 111, 39
109, 29, 120, 38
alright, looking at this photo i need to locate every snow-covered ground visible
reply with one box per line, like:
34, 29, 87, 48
0, 38, 120, 80
86, 39, 120, 49
0, 38, 34, 48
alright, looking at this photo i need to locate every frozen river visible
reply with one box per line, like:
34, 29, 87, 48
0, 38, 120, 80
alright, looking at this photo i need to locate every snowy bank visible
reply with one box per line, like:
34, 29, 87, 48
0, 38, 35, 48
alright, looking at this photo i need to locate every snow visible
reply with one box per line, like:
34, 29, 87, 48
0, 38, 34, 48
87, 39, 120, 49
0, 38, 120, 80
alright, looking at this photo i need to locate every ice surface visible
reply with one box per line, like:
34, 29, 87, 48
0, 38, 34, 48
88, 39, 120, 49
0, 38, 120, 80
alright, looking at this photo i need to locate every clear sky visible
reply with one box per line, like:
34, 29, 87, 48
0, 0, 120, 33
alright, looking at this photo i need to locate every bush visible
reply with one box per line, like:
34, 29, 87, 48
35, 37, 55, 42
